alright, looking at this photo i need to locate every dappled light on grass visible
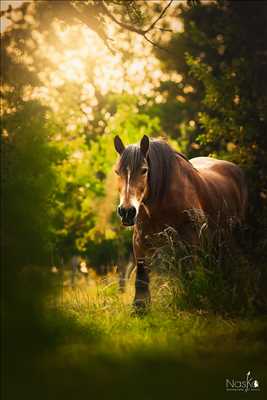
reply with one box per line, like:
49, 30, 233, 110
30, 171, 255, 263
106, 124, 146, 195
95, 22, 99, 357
44, 273, 267, 399
55, 269, 267, 357
3, 266, 267, 400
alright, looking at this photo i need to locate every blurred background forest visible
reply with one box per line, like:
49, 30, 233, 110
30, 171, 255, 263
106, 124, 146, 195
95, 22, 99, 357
2, 0, 267, 269
1, 1, 267, 399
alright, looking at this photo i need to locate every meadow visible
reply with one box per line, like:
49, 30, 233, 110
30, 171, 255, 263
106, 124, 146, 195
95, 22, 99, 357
4, 268, 267, 400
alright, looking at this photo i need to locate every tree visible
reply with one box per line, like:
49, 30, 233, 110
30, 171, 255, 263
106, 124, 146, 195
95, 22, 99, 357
2, 101, 59, 266
152, 0, 267, 256
1, 0, 172, 268
1, 1, 173, 54
1, 9, 60, 266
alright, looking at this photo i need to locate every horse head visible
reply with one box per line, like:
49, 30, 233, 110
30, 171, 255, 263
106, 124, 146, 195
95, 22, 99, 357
114, 135, 149, 226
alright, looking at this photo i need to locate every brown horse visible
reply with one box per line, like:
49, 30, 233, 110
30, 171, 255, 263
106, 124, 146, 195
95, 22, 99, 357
114, 135, 247, 309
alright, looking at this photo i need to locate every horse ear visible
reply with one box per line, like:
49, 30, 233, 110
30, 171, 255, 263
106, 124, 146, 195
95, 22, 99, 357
114, 135, 125, 155
140, 135, 149, 157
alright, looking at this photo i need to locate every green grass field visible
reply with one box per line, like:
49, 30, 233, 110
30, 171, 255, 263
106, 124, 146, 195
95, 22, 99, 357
4, 269, 267, 399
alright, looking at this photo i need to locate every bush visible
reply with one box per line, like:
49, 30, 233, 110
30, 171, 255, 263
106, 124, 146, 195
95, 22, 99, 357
147, 215, 265, 316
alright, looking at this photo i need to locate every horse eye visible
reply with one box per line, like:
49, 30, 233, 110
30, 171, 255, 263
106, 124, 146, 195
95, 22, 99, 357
141, 168, 148, 175
115, 170, 120, 175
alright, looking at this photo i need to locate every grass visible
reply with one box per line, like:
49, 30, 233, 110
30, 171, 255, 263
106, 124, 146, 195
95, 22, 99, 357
147, 223, 266, 315
55, 271, 264, 352
3, 268, 267, 400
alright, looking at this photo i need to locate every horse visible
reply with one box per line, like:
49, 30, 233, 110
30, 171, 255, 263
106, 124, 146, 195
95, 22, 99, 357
113, 135, 247, 309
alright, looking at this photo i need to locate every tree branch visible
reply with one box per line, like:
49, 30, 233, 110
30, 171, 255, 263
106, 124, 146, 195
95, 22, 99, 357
100, 0, 173, 35
100, 1, 147, 35
144, 0, 173, 33
65, 1, 116, 54
143, 34, 170, 53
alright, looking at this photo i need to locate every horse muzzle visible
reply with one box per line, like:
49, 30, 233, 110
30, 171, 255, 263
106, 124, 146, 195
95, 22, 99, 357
117, 206, 137, 226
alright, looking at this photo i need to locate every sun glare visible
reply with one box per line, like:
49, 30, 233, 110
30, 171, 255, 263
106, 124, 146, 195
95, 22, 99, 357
2, 1, 183, 116
0, 0, 26, 32
59, 58, 86, 82
30, 22, 170, 113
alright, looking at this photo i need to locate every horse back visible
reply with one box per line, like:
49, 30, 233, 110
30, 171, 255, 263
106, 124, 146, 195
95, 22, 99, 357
189, 157, 247, 222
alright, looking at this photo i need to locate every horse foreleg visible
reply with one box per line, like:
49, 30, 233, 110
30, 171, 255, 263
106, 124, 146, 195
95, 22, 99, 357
133, 259, 151, 311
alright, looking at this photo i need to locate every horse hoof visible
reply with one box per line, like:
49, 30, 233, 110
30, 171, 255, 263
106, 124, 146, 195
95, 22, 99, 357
132, 299, 150, 316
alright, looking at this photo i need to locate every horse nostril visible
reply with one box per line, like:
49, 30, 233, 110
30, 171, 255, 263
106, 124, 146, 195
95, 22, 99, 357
118, 206, 136, 221
118, 206, 125, 218
127, 207, 136, 219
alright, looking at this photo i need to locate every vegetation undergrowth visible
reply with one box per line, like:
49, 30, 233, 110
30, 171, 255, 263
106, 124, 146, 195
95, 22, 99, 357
47, 269, 262, 353
3, 267, 267, 400
148, 219, 266, 316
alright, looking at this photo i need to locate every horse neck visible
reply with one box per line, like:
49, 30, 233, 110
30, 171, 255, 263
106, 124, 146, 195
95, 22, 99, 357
145, 154, 200, 213
175, 154, 200, 187
171, 155, 200, 204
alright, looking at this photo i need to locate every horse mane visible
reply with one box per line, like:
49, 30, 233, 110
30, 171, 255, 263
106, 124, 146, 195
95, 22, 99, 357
118, 139, 187, 203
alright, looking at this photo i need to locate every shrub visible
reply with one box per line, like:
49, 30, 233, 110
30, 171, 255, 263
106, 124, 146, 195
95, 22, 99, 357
147, 214, 263, 316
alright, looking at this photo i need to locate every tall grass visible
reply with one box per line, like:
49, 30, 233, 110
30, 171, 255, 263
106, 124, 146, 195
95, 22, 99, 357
147, 212, 264, 316
3, 264, 267, 400
54, 264, 264, 354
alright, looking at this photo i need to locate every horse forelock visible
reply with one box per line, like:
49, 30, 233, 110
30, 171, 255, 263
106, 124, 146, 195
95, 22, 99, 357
117, 139, 178, 203
118, 144, 143, 176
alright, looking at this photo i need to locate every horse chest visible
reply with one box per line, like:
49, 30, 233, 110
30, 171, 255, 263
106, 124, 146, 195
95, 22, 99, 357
136, 206, 189, 240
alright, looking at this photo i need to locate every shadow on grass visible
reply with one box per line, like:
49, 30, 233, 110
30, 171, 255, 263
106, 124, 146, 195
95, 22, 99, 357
2, 266, 267, 400
4, 342, 267, 400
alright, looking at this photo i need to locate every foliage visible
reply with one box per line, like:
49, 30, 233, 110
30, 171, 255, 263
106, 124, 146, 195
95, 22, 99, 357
2, 2, 267, 397
1, 0, 267, 311
155, 0, 267, 258
1, 101, 59, 266
1, 1, 169, 55
148, 225, 263, 315
44, 94, 161, 265
1, 1, 164, 268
